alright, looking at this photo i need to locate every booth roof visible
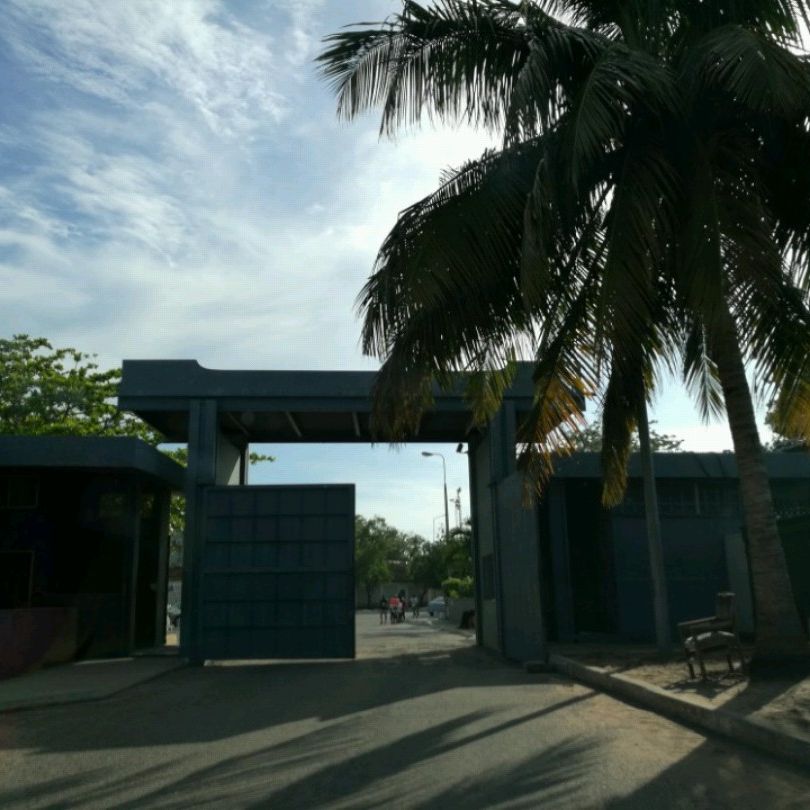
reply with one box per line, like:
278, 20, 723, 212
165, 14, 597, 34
0, 436, 185, 490
554, 451, 810, 480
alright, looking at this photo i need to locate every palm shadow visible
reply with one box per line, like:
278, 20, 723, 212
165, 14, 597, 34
1, 697, 599, 809
0, 634, 570, 754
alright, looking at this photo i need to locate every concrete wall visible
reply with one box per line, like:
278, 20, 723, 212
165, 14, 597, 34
355, 582, 427, 609
548, 477, 762, 641
447, 597, 475, 624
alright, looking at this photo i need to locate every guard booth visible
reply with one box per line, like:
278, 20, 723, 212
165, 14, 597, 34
119, 360, 547, 664
0, 437, 183, 677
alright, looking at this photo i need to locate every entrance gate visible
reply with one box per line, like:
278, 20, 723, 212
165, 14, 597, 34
119, 361, 546, 663
199, 484, 355, 659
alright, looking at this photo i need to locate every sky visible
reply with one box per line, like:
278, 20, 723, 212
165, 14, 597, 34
0, 0, 771, 539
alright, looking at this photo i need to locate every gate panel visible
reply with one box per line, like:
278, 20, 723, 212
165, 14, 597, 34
200, 484, 355, 659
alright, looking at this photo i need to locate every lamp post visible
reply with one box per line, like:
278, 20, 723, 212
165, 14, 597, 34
422, 451, 450, 541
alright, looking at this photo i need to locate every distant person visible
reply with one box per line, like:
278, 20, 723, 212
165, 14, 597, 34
379, 596, 388, 625
410, 595, 419, 617
389, 595, 401, 624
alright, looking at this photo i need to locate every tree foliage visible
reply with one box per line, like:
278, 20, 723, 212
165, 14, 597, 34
321, 0, 810, 656
0, 335, 273, 553
355, 514, 427, 606
0, 335, 155, 440
408, 522, 473, 591
572, 420, 684, 452
442, 576, 474, 599
320, 0, 810, 498
354, 514, 473, 603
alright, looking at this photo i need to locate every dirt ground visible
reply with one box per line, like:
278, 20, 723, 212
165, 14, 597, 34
553, 643, 810, 743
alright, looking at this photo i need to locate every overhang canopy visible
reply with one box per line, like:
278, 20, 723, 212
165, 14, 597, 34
118, 360, 539, 444
0, 436, 185, 490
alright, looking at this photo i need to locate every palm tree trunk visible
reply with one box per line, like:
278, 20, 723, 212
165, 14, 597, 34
710, 307, 808, 665
637, 399, 671, 654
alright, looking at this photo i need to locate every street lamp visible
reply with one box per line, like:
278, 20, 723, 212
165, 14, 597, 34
421, 451, 449, 541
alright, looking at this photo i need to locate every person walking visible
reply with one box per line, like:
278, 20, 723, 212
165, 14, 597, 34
379, 596, 388, 625
410, 594, 418, 618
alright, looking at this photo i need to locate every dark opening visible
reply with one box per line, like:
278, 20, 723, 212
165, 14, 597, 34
565, 479, 617, 635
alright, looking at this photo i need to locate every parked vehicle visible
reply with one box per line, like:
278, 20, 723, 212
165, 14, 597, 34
427, 596, 446, 617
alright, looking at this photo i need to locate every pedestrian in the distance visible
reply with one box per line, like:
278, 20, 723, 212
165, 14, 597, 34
410, 594, 418, 618
379, 596, 388, 624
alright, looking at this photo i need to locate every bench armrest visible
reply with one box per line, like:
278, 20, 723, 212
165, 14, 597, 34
678, 617, 717, 631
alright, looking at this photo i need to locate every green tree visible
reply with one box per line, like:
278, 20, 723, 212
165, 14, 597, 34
0, 335, 273, 563
355, 515, 405, 607
408, 522, 473, 597
443, 522, 474, 579
407, 538, 447, 595
573, 420, 684, 452
320, 1, 810, 664
0, 335, 154, 440
764, 410, 808, 452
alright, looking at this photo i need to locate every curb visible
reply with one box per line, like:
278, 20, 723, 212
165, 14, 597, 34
548, 653, 810, 771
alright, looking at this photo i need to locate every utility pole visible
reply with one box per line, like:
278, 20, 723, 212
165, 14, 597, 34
422, 451, 449, 540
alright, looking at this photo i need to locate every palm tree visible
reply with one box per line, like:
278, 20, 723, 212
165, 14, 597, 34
319, 0, 810, 665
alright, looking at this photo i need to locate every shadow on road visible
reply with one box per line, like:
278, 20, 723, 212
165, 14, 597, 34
0, 643, 565, 751
3, 617, 808, 808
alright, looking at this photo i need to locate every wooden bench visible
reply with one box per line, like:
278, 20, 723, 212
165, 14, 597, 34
678, 592, 746, 679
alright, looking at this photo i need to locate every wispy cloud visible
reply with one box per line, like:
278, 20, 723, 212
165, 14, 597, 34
0, 0, 739, 532
0, 0, 494, 373
2, 0, 284, 135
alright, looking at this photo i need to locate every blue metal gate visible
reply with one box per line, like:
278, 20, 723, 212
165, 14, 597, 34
199, 484, 355, 659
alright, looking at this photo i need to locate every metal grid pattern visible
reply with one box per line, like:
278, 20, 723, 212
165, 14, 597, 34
199, 484, 355, 659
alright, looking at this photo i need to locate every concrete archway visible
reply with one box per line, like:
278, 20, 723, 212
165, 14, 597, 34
119, 361, 547, 663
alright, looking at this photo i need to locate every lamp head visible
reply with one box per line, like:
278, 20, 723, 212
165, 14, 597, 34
421, 451, 433, 457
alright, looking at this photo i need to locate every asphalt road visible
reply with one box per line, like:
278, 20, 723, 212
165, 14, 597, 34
1, 612, 809, 809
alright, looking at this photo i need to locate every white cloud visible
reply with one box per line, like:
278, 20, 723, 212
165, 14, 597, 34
2, 0, 284, 135
7, 0, 764, 535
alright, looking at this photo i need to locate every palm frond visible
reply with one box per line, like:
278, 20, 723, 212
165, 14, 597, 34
358, 139, 546, 437
683, 25, 810, 116
670, 137, 724, 324
599, 359, 641, 507
503, 19, 610, 145
594, 132, 679, 375
318, 0, 535, 134
516, 265, 603, 490
563, 44, 679, 188
760, 119, 810, 290
683, 320, 725, 422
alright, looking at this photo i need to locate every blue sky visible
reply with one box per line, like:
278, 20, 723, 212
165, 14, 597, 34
0, 1, 767, 537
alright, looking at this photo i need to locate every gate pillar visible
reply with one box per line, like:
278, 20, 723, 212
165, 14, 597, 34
181, 399, 247, 662
470, 402, 547, 662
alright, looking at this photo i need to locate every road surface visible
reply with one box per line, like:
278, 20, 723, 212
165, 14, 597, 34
1, 612, 808, 808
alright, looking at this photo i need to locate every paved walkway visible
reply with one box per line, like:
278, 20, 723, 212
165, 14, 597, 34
0, 657, 184, 712
1, 613, 809, 808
